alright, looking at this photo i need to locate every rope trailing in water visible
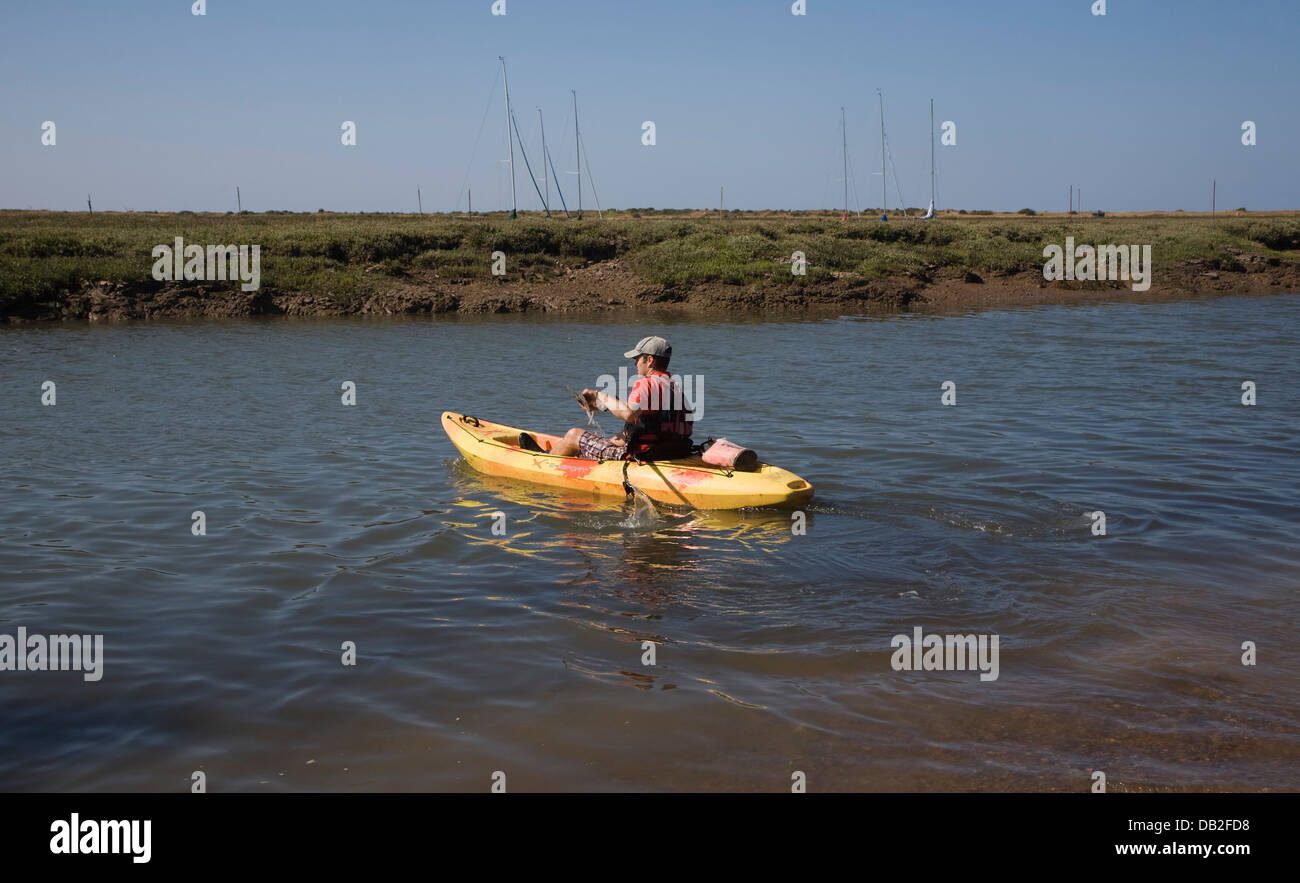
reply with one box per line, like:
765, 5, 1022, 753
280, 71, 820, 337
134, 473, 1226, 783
645, 461, 699, 509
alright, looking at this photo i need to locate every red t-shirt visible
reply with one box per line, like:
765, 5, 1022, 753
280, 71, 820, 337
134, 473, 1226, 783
625, 371, 692, 453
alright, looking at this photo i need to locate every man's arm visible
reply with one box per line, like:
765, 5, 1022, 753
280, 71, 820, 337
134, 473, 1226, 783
582, 388, 638, 423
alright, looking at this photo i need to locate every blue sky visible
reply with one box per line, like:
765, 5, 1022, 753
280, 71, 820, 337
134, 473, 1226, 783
2, 0, 1296, 212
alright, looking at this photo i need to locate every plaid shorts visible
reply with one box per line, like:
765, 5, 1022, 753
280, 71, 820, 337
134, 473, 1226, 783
577, 430, 627, 461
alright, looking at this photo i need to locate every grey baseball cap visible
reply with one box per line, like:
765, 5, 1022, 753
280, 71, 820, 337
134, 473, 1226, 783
624, 335, 672, 359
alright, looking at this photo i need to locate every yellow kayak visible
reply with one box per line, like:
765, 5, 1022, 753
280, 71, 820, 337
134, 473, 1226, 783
442, 411, 814, 510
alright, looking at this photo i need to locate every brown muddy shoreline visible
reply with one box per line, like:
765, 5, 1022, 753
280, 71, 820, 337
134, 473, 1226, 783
20, 255, 1298, 323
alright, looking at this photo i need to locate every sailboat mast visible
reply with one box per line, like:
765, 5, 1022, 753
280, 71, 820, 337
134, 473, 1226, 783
930, 98, 935, 209
573, 90, 582, 219
501, 57, 517, 219
878, 90, 887, 220
538, 107, 549, 216
841, 107, 848, 220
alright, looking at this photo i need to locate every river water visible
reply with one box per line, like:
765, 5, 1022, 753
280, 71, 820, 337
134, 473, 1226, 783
2, 294, 1297, 791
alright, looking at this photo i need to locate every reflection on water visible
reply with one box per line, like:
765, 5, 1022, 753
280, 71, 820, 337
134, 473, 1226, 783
1, 296, 1298, 791
447, 459, 803, 579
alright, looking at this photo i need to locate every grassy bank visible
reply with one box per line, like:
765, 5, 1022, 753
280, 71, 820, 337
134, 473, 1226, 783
3, 210, 1299, 320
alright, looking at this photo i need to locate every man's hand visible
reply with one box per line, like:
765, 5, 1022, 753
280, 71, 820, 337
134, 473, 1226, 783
580, 388, 635, 421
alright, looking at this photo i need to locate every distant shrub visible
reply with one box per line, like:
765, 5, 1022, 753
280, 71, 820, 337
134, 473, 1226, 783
840, 223, 928, 245
990, 225, 1041, 243
1017, 208, 1037, 216
922, 226, 957, 246
1236, 221, 1300, 250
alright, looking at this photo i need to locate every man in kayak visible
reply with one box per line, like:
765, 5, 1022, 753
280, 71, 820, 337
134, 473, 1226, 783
541, 335, 693, 461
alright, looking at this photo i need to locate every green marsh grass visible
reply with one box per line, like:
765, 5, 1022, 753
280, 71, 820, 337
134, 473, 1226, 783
2, 210, 1296, 315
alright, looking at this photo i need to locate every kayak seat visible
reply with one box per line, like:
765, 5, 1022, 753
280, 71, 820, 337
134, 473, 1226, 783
518, 432, 546, 453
